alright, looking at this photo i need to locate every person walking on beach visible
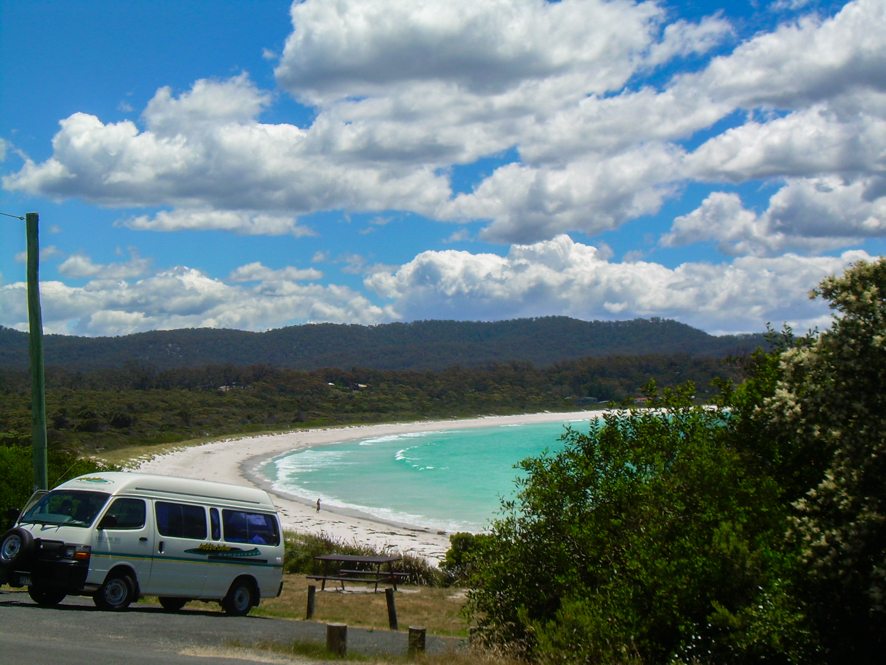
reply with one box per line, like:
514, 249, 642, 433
316, 498, 321, 512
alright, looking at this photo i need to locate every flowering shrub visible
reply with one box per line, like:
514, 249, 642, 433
766, 258, 886, 661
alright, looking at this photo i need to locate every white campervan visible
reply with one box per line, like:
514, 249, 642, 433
0, 472, 284, 615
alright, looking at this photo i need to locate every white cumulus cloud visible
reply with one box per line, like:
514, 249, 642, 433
121, 209, 316, 237
366, 235, 872, 333
664, 177, 885, 256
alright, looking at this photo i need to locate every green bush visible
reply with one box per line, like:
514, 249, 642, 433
466, 384, 812, 663
0, 445, 33, 529
441, 532, 491, 585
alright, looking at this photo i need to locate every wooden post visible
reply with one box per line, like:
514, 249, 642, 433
306, 584, 316, 619
25, 212, 47, 491
408, 626, 427, 657
385, 587, 398, 630
326, 623, 347, 657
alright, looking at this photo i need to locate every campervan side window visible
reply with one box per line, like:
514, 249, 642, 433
103, 498, 146, 529
210, 507, 221, 540
155, 501, 207, 540
222, 509, 280, 545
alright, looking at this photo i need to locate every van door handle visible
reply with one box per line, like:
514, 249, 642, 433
139, 537, 148, 542
158, 541, 165, 554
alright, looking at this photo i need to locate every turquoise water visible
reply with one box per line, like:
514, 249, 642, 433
264, 418, 595, 533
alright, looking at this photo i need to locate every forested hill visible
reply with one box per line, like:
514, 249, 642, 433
0, 317, 766, 371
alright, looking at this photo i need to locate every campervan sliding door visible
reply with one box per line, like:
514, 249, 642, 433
149, 501, 209, 597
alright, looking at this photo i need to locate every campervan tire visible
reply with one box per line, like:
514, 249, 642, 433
28, 585, 67, 606
158, 597, 188, 611
222, 577, 256, 616
0, 528, 35, 566
94, 572, 135, 610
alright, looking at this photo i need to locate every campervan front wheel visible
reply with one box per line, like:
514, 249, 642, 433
94, 572, 136, 610
222, 577, 256, 616
28, 585, 67, 607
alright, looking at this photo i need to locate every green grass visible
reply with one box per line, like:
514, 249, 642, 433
258, 574, 469, 637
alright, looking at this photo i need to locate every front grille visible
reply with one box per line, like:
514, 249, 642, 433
35, 539, 65, 560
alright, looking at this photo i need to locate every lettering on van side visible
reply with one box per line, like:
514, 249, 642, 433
184, 543, 265, 561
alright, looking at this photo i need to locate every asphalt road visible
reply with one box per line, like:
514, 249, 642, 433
0, 590, 464, 665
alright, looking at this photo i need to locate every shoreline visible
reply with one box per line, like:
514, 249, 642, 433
134, 411, 604, 564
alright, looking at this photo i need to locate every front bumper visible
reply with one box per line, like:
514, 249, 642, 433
3, 539, 90, 592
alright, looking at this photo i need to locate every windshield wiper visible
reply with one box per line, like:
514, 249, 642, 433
17, 518, 54, 526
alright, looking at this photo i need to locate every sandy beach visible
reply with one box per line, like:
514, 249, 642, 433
135, 411, 603, 565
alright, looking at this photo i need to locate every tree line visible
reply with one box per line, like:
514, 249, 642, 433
0, 316, 766, 372
0, 353, 745, 456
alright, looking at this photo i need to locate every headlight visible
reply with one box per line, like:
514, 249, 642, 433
63, 545, 91, 561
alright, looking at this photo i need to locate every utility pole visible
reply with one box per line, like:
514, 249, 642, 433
26, 212, 48, 490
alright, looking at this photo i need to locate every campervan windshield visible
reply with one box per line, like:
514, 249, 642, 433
19, 490, 110, 528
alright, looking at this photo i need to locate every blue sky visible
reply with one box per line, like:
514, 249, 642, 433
1, 0, 883, 337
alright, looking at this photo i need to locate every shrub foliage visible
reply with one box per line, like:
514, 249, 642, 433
466, 259, 885, 664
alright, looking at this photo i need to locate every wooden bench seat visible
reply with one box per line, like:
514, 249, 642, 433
338, 569, 408, 578
306, 572, 406, 591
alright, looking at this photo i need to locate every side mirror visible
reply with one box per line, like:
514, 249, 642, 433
4, 507, 20, 527
97, 515, 118, 530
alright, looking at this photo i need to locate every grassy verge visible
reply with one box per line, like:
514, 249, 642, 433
259, 574, 469, 636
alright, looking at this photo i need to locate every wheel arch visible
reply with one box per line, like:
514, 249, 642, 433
222, 574, 259, 615
229, 573, 259, 598
104, 563, 140, 597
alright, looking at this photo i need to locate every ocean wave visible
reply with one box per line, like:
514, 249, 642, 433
358, 430, 443, 446
394, 445, 444, 472
273, 449, 351, 474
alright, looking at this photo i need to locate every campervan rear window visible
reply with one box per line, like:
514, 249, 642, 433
155, 501, 207, 540
222, 509, 279, 545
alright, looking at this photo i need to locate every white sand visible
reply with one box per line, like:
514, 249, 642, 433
134, 411, 602, 565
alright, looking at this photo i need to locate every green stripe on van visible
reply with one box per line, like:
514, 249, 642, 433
90, 552, 282, 569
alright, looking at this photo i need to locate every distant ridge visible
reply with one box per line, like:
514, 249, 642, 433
0, 317, 767, 371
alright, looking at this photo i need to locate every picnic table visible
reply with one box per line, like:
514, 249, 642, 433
307, 553, 407, 592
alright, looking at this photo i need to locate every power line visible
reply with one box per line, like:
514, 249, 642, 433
1, 211, 26, 220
